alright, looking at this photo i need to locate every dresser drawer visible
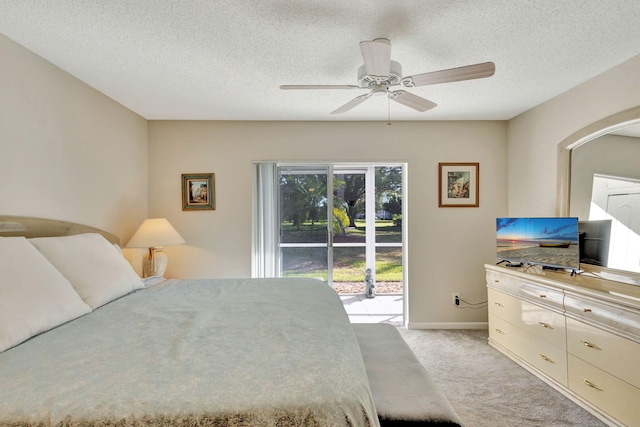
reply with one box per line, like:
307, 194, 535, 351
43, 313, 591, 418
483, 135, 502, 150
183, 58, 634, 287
489, 313, 567, 385
564, 291, 640, 344
486, 269, 564, 314
488, 312, 515, 349
488, 287, 522, 321
489, 288, 566, 349
568, 354, 640, 427
567, 317, 640, 389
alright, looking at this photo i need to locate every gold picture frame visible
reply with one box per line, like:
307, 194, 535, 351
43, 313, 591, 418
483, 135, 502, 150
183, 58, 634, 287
438, 163, 479, 207
182, 173, 215, 211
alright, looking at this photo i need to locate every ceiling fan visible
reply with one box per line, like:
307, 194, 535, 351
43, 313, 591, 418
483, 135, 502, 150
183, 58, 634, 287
280, 38, 495, 115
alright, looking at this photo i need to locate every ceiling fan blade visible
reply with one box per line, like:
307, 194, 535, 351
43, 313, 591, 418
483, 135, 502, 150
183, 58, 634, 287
280, 84, 361, 90
330, 93, 372, 114
359, 38, 391, 79
402, 62, 495, 87
389, 91, 437, 112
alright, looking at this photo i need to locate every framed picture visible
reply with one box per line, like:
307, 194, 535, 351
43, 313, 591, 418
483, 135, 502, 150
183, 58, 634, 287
182, 173, 215, 211
438, 163, 479, 207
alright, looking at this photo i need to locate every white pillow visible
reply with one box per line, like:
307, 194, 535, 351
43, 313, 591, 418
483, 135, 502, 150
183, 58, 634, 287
0, 237, 92, 353
29, 233, 144, 309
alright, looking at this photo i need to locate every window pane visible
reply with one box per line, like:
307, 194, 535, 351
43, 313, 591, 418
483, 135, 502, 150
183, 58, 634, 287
279, 171, 328, 244
281, 247, 327, 282
333, 173, 366, 244
375, 166, 402, 243
333, 222, 366, 244
281, 221, 328, 244
332, 246, 366, 294
375, 247, 403, 294
375, 220, 402, 243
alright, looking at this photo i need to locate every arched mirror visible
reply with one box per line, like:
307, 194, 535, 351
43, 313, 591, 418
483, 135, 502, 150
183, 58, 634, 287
557, 106, 640, 283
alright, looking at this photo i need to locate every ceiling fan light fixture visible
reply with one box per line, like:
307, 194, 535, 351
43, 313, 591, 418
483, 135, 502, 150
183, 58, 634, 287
370, 84, 389, 96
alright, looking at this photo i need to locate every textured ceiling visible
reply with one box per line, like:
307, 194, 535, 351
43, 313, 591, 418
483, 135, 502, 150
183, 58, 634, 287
0, 0, 639, 121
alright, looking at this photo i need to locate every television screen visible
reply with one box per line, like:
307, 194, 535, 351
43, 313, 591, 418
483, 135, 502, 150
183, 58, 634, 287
579, 220, 612, 267
496, 217, 580, 270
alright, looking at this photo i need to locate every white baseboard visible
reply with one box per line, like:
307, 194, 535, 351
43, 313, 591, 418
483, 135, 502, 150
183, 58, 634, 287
407, 322, 488, 330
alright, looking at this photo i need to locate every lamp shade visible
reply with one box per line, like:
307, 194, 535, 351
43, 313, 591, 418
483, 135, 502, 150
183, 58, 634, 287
125, 218, 185, 248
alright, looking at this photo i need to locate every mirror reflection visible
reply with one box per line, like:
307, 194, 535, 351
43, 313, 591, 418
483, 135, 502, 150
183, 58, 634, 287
570, 123, 640, 273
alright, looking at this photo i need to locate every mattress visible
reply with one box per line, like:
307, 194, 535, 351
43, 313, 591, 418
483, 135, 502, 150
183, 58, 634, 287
0, 277, 379, 426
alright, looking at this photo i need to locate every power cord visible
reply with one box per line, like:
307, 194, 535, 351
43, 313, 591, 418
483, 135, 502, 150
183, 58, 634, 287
522, 263, 543, 274
456, 296, 488, 310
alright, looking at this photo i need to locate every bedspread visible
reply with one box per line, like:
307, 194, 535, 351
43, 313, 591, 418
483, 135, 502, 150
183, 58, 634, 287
0, 278, 379, 426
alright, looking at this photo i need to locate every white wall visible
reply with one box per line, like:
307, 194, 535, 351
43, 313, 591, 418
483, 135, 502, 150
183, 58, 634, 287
148, 120, 507, 326
507, 54, 640, 216
0, 34, 149, 244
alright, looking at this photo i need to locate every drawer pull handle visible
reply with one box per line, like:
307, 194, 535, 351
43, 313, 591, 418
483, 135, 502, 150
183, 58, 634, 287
583, 379, 603, 391
539, 294, 547, 298
494, 328, 505, 335
581, 340, 602, 350
583, 308, 592, 313
494, 302, 504, 308
494, 279, 499, 283
538, 322, 554, 329
539, 354, 555, 363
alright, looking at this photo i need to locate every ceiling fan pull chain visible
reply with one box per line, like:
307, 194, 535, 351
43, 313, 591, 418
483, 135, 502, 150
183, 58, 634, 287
387, 95, 392, 126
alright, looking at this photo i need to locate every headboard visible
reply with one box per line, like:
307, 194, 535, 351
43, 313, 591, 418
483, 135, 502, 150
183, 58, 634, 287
0, 216, 120, 245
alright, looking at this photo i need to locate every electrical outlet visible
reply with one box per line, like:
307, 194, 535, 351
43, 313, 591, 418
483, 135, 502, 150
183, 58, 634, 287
452, 293, 460, 305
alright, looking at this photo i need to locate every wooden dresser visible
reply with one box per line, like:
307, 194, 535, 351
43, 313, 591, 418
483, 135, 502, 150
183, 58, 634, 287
485, 264, 640, 426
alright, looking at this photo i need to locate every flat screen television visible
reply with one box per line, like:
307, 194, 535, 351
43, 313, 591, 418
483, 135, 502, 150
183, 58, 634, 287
496, 217, 580, 270
579, 219, 612, 267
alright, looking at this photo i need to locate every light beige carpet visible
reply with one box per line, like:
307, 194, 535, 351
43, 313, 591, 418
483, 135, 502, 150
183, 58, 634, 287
398, 328, 607, 427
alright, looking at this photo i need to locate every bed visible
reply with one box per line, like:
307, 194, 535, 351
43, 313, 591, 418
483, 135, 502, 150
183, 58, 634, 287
0, 217, 379, 426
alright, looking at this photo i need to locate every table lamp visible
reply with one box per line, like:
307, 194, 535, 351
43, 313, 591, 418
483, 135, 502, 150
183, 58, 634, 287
125, 218, 185, 277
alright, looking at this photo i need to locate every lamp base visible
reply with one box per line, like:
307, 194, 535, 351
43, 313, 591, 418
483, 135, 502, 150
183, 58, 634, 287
143, 248, 168, 278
